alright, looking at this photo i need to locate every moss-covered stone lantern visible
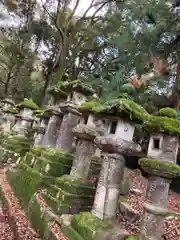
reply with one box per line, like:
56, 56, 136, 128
41, 107, 63, 148
89, 98, 143, 220
33, 110, 50, 146
138, 107, 180, 240
56, 80, 95, 152
13, 98, 39, 136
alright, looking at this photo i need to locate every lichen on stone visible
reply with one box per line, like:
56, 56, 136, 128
158, 107, 177, 118
139, 158, 180, 178
18, 98, 39, 110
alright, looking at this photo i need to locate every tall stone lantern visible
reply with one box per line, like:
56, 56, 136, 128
41, 87, 67, 148
56, 80, 95, 152
138, 107, 180, 240
91, 98, 142, 220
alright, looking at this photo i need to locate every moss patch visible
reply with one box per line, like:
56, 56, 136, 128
139, 158, 180, 178
71, 212, 112, 240
3, 107, 19, 114
159, 107, 177, 118
78, 99, 102, 113
49, 80, 94, 96
7, 164, 55, 208
18, 99, 39, 110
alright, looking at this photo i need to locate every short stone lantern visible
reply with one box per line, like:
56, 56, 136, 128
0, 98, 16, 131
1, 107, 19, 132
56, 80, 95, 152
91, 98, 143, 220
12, 98, 39, 136
138, 107, 180, 240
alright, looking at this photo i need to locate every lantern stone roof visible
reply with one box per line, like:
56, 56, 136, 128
2, 98, 15, 105
79, 98, 180, 135
48, 80, 94, 96
17, 99, 39, 110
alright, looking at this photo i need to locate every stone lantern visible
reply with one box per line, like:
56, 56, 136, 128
0, 98, 16, 131
12, 98, 39, 136
138, 107, 180, 240
56, 80, 95, 152
91, 98, 143, 220
41, 86, 68, 148
34, 111, 49, 146
41, 107, 63, 148
70, 99, 111, 181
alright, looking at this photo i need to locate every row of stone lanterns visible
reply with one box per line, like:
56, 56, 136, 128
0, 85, 180, 240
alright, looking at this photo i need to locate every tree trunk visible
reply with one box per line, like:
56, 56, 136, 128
40, 72, 51, 107
4, 71, 11, 96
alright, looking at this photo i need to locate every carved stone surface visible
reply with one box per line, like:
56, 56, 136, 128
56, 112, 80, 151
147, 134, 179, 162
94, 135, 141, 155
92, 153, 125, 219
70, 138, 96, 181
42, 114, 62, 148
34, 118, 47, 146
72, 124, 101, 141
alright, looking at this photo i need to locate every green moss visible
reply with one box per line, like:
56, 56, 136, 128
3, 107, 19, 114
18, 99, 39, 110
56, 175, 95, 195
7, 164, 55, 208
159, 107, 177, 118
42, 148, 73, 166
125, 236, 138, 240
61, 223, 85, 240
71, 212, 112, 240
2, 134, 31, 156
28, 194, 55, 238
119, 83, 136, 94
33, 156, 71, 177
49, 80, 94, 96
139, 158, 180, 178
78, 99, 102, 112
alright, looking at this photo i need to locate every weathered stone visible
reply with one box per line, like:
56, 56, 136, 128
56, 107, 81, 151
92, 153, 125, 219
72, 124, 102, 141
42, 113, 62, 148
119, 202, 140, 223
94, 135, 141, 155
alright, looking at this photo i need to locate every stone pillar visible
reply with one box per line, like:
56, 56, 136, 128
41, 109, 63, 148
12, 107, 34, 136
56, 104, 81, 152
70, 124, 100, 181
34, 117, 48, 146
138, 134, 180, 240
92, 135, 141, 220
